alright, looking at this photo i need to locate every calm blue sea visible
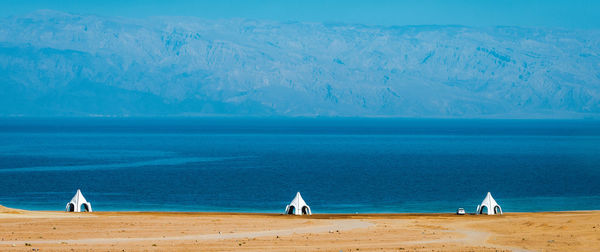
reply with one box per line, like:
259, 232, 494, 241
0, 118, 599, 213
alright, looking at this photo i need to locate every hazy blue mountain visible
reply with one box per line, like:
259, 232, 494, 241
1, 10, 599, 118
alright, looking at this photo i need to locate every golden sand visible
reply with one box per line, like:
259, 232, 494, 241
0, 205, 599, 251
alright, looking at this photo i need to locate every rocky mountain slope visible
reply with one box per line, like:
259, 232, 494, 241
1, 10, 599, 117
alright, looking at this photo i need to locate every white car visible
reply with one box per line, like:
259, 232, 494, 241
456, 208, 466, 215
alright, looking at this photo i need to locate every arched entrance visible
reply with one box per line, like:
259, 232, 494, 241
67, 203, 75, 212
287, 206, 295, 215
81, 204, 90, 212
301, 206, 309, 215
479, 206, 488, 215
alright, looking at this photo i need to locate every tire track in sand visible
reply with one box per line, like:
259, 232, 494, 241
403, 223, 534, 252
0, 219, 374, 245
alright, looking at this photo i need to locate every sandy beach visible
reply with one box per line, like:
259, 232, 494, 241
0, 206, 599, 251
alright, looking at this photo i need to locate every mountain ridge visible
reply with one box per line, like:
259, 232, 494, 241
1, 10, 599, 118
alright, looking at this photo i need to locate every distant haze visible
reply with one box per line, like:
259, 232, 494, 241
2, 0, 600, 29
0, 10, 599, 118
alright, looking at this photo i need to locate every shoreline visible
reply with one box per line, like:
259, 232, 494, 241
2, 204, 599, 216
4, 205, 600, 216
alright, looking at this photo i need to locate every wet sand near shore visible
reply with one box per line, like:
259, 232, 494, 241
0, 206, 599, 251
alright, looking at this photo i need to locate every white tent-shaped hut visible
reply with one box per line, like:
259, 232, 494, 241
476, 192, 502, 215
65, 189, 92, 212
284, 192, 311, 215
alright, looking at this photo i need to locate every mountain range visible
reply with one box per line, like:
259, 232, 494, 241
1, 10, 599, 118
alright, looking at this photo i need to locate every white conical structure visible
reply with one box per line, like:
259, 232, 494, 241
65, 189, 92, 212
476, 192, 502, 215
284, 192, 312, 215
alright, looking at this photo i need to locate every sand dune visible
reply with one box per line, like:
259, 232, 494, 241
0, 208, 598, 251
